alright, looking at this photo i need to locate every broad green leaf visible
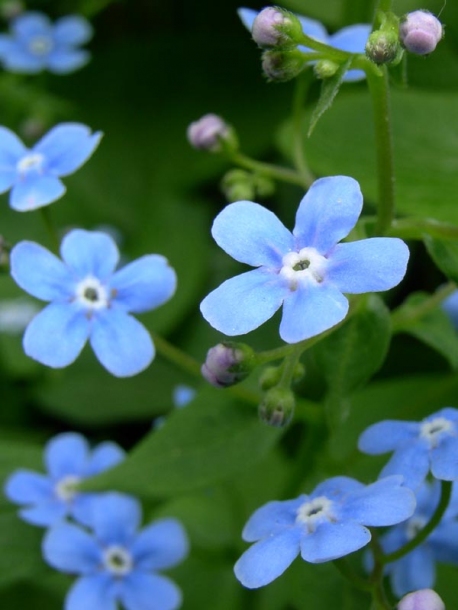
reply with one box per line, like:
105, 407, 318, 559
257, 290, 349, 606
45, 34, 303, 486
83, 387, 280, 498
424, 236, 458, 283
309, 58, 352, 136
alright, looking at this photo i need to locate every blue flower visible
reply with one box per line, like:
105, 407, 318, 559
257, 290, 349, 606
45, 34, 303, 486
358, 408, 458, 490
200, 176, 409, 344
0, 11, 92, 74
376, 481, 458, 596
10, 229, 177, 377
238, 7, 371, 82
4, 432, 124, 527
234, 476, 415, 589
441, 289, 458, 330
43, 493, 189, 610
0, 122, 101, 211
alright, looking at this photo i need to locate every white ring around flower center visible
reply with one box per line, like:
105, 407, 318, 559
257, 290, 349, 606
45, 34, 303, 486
295, 496, 335, 532
54, 474, 81, 501
16, 153, 45, 175
279, 247, 327, 290
75, 276, 110, 310
420, 417, 453, 447
103, 545, 133, 576
28, 35, 53, 56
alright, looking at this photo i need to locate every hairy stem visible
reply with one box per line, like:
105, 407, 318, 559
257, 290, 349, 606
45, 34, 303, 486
226, 150, 308, 188
291, 73, 314, 187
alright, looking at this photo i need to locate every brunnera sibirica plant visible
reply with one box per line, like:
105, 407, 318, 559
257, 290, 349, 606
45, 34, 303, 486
0, 1, 457, 609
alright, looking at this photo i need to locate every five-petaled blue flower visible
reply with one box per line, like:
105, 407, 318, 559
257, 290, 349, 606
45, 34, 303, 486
0, 122, 101, 211
43, 492, 189, 610
358, 408, 458, 490
4, 432, 124, 527
238, 7, 371, 82
11, 229, 177, 377
200, 176, 409, 344
234, 475, 416, 589
0, 11, 92, 74
375, 481, 458, 597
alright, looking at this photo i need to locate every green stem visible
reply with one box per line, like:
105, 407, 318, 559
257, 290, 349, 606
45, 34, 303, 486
40, 207, 60, 252
225, 150, 307, 188
375, 0, 393, 15
277, 344, 302, 390
333, 558, 372, 592
381, 480, 453, 564
291, 73, 314, 187
391, 283, 456, 331
365, 63, 395, 235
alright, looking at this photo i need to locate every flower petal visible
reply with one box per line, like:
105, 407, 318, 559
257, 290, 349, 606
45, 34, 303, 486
34, 123, 102, 177
10, 241, 72, 301
45, 432, 90, 479
311, 476, 364, 499
279, 281, 348, 343
430, 521, 458, 563
237, 8, 257, 31
293, 176, 363, 253
300, 521, 371, 563
200, 268, 287, 336
326, 238, 409, 293
242, 498, 304, 542
379, 441, 430, 490
431, 436, 458, 481
234, 528, 300, 589
330, 24, 370, 82
84, 442, 125, 476
10, 174, 66, 210
12, 12, 50, 37
53, 16, 93, 46
66, 575, 117, 610
120, 572, 182, 610
4, 469, 53, 504
19, 501, 67, 526
90, 310, 154, 377
0, 170, 16, 193
42, 523, 101, 573
131, 518, 189, 571
358, 420, 419, 454
389, 548, 435, 597
23, 302, 90, 368
111, 255, 177, 313
90, 493, 142, 546
0, 47, 45, 73
0, 125, 27, 167
211, 201, 294, 267
60, 229, 119, 279
47, 49, 90, 74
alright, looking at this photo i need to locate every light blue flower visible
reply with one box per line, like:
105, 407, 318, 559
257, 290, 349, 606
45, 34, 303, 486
234, 476, 415, 588
238, 7, 371, 82
43, 493, 189, 610
4, 432, 124, 527
376, 481, 458, 597
358, 408, 458, 490
0, 11, 92, 74
200, 176, 409, 344
441, 289, 458, 329
11, 229, 177, 377
0, 122, 101, 211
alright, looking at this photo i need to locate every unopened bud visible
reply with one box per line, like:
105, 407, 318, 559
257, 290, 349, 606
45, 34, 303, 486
187, 114, 234, 152
366, 29, 400, 65
397, 589, 445, 610
262, 48, 306, 82
201, 342, 256, 388
252, 7, 303, 49
221, 169, 255, 202
399, 11, 443, 56
259, 388, 295, 427
313, 59, 339, 79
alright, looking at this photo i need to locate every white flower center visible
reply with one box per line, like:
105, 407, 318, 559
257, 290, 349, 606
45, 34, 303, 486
420, 417, 453, 447
75, 276, 110, 310
16, 152, 45, 175
295, 496, 335, 532
103, 545, 133, 576
28, 35, 53, 56
54, 474, 81, 501
279, 247, 327, 290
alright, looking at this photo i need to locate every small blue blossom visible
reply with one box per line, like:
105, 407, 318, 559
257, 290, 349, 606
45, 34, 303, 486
11, 229, 177, 377
200, 176, 409, 344
441, 289, 458, 329
376, 481, 458, 597
234, 476, 415, 589
238, 7, 371, 82
0, 11, 92, 74
43, 492, 189, 610
0, 122, 101, 211
172, 384, 196, 408
4, 432, 124, 527
358, 408, 458, 490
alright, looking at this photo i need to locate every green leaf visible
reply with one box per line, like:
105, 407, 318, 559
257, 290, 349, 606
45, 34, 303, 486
83, 387, 280, 498
424, 236, 458, 283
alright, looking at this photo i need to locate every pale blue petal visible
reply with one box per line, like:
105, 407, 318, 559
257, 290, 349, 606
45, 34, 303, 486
341, 68, 366, 83
0, 126, 27, 167
280, 281, 348, 343
211, 201, 294, 267
34, 123, 102, 177
60, 230, 119, 279
358, 420, 419, 454
442, 291, 458, 329
66, 575, 117, 610
312, 476, 363, 499
20, 501, 67, 526
297, 15, 329, 43
47, 49, 90, 74
45, 432, 89, 479
1, 47, 45, 73
330, 24, 370, 82
84, 442, 125, 476
0, 170, 16, 193
293, 176, 363, 253
172, 385, 195, 408
300, 521, 370, 562
111, 255, 177, 313
12, 12, 51, 38
430, 522, 458, 563
0, 36, 15, 58
90, 310, 154, 377
389, 548, 435, 597
10, 241, 72, 301
132, 519, 189, 570
53, 16, 93, 46
326, 238, 409, 293
4, 470, 52, 504
234, 528, 300, 588
10, 174, 66, 210
200, 268, 287, 336
90, 493, 141, 546
71, 493, 102, 526
431, 436, 458, 481
380, 442, 430, 490
23, 302, 90, 368
237, 8, 257, 31
342, 476, 415, 525
242, 498, 303, 542
430, 407, 458, 423
43, 523, 101, 573
120, 573, 182, 610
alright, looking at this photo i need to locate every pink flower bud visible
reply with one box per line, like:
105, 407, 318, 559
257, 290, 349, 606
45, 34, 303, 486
400, 11, 443, 55
252, 7, 303, 48
201, 342, 255, 388
397, 589, 445, 610
186, 114, 229, 151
